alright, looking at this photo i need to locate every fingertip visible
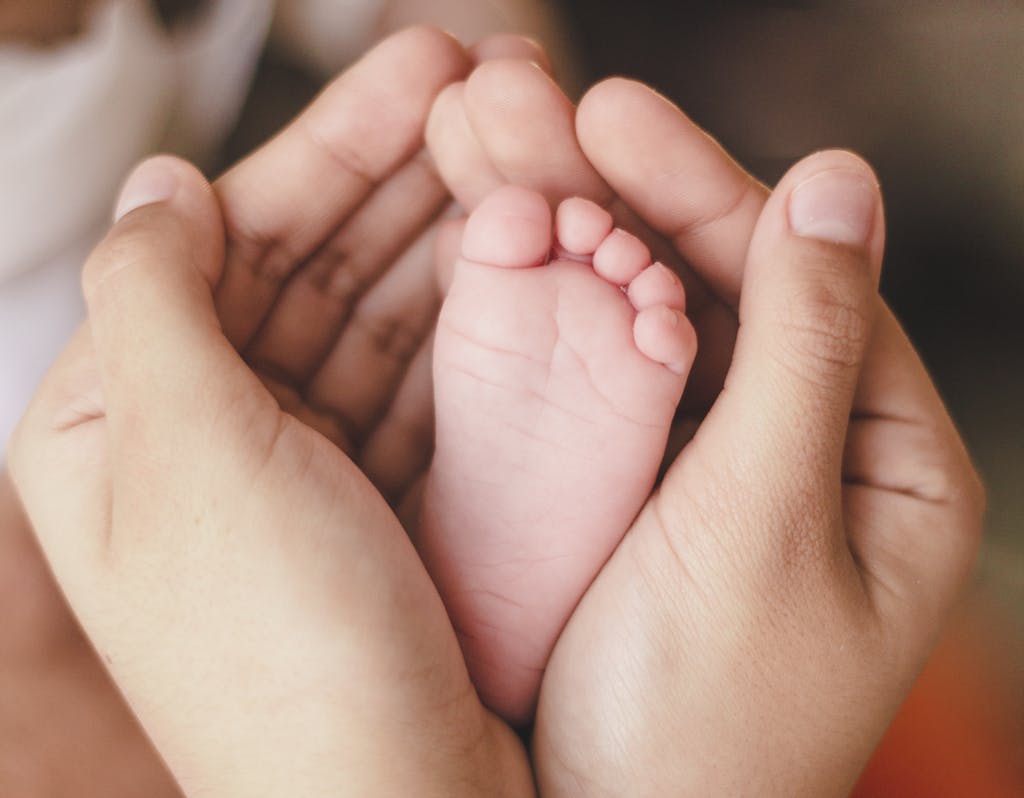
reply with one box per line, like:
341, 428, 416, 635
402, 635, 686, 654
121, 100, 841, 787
465, 56, 554, 103
783, 149, 880, 190
784, 151, 882, 249
113, 155, 183, 222
577, 77, 666, 130
381, 24, 472, 77
89, 156, 222, 301
110, 154, 215, 228
470, 33, 553, 75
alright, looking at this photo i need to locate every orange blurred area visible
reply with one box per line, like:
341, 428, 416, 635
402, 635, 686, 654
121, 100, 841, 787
852, 592, 1024, 797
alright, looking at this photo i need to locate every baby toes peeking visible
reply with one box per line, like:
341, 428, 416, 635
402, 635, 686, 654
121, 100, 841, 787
418, 186, 697, 725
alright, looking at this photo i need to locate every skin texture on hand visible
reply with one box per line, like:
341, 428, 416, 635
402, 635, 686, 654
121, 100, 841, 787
8, 28, 535, 798
426, 61, 984, 796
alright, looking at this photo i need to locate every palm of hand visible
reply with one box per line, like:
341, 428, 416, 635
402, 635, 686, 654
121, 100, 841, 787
214, 149, 445, 525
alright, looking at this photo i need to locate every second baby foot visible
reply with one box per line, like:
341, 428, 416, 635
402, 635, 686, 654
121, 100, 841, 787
419, 185, 697, 725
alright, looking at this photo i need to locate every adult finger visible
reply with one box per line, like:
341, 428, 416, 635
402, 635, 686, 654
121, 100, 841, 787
244, 150, 447, 384
306, 222, 440, 445
576, 77, 768, 308
844, 306, 984, 624
214, 26, 470, 347
81, 156, 267, 465
359, 333, 436, 505
470, 33, 552, 74
427, 81, 508, 209
463, 58, 611, 204
678, 150, 885, 513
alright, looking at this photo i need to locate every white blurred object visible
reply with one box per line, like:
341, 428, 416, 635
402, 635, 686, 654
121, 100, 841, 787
0, 0, 274, 459
0, 0, 566, 460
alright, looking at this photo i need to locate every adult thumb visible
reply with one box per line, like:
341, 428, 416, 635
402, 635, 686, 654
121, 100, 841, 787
715, 151, 885, 492
82, 156, 255, 461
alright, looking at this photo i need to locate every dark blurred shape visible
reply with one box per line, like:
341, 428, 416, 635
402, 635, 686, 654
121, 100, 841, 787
0, 0, 96, 44
152, 0, 206, 29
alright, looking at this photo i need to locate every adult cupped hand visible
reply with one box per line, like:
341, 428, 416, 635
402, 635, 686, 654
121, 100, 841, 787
7, 28, 540, 798
427, 61, 985, 796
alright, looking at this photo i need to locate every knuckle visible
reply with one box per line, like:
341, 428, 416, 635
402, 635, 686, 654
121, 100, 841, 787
776, 261, 873, 382
352, 310, 422, 364
85, 208, 197, 299
917, 425, 987, 525
305, 245, 374, 303
222, 211, 290, 283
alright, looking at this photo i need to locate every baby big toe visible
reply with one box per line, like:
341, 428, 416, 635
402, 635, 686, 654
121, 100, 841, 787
462, 185, 552, 269
634, 305, 697, 377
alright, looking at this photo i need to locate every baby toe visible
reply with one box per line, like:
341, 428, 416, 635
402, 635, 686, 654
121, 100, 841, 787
555, 196, 613, 258
593, 228, 651, 285
627, 262, 686, 312
462, 185, 552, 269
633, 305, 697, 377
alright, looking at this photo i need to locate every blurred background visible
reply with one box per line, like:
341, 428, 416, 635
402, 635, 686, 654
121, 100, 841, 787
2, 0, 1021, 794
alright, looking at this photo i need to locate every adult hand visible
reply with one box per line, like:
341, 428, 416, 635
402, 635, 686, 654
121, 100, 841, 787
428, 63, 984, 795
8, 28, 536, 797
0, 472, 178, 796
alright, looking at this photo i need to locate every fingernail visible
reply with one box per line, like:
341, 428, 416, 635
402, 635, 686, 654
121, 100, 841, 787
114, 158, 180, 222
789, 170, 877, 246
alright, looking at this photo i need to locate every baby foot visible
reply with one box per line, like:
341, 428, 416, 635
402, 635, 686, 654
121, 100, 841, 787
418, 186, 697, 725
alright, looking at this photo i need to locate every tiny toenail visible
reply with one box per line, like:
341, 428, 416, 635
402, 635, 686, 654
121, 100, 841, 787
663, 306, 680, 327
